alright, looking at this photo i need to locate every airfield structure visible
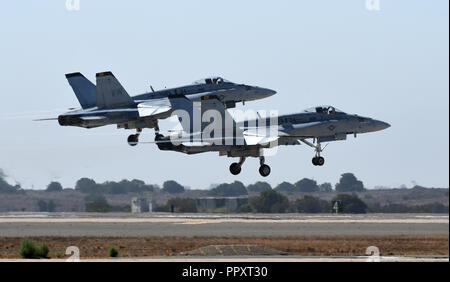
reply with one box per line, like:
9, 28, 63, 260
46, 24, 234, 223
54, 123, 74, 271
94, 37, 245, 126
196, 197, 248, 213
131, 197, 153, 213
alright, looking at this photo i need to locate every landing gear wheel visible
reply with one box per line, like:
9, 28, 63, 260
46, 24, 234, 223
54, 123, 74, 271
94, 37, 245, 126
229, 163, 242, 175
312, 157, 325, 166
155, 134, 164, 141
259, 164, 271, 177
317, 157, 325, 166
127, 134, 139, 146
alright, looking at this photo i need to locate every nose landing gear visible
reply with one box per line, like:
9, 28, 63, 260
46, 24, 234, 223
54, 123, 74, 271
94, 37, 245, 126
300, 138, 327, 167
312, 156, 325, 166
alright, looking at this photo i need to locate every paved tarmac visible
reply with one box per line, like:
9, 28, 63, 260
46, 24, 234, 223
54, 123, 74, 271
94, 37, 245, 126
0, 213, 447, 237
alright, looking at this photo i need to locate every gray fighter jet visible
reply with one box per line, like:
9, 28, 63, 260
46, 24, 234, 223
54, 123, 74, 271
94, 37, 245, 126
150, 97, 391, 176
53, 72, 276, 145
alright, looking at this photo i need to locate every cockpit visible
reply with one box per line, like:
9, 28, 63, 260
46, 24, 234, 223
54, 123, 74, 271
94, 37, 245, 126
193, 77, 232, 85
303, 105, 345, 115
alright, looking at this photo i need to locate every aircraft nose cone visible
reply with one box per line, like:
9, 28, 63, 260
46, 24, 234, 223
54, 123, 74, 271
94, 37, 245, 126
261, 88, 277, 97
374, 120, 391, 131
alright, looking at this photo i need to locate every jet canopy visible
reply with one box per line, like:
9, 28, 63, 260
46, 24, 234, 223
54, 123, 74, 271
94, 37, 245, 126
193, 77, 232, 85
303, 105, 345, 115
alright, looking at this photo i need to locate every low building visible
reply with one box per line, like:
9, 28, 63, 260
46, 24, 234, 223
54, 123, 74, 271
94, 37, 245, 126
131, 197, 154, 213
196, 197, 248, 213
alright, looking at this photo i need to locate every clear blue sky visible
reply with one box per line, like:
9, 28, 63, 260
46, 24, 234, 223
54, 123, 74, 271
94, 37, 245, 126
0, 0, 448, 190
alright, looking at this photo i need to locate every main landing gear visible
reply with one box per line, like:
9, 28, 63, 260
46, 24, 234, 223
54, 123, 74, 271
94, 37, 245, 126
127, 123, 160, 147
127, 129, 142, 146
259, 157, 271, 177
229, 157, 245, 175
300, 138, 326, 167
229, 157, 271, 177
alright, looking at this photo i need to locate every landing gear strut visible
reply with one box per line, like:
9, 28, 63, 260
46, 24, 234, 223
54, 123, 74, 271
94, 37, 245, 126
229, 157, 246, 175
127, 128, 142, 147
300, 138, 326, 166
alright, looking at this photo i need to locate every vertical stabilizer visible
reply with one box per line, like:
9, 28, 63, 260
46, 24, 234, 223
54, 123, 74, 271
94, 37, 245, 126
96, 71, 134, 108
65, 72, 97, 109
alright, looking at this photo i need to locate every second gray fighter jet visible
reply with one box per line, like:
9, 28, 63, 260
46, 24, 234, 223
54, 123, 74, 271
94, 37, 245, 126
55, 72, 276, 145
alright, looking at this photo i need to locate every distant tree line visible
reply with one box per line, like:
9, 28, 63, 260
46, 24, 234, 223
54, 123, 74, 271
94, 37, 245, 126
164, 191, 448, 214
74, 178, 156, 194
46, 182, 63, 192
37, 200, 56, 212
165, 190, 370, 214
161, 181, 185, 194
272, 173, 364, 193
368, 202, 449, 213
205, 173, 364, 197
1, 168, 448, 214
0, 169, 22, 194
248, 191, 368, 213
1, 169, 369, 195
74, 179, 189, 195
208, 181, 248, 197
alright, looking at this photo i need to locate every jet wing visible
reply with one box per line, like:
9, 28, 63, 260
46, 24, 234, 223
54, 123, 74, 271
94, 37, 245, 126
137, 98, 172, 118
168, 95, 243, 138
242, 127, 281, 146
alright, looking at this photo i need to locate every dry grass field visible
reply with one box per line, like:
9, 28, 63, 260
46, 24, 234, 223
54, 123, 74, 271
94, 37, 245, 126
0, 235, 447, 258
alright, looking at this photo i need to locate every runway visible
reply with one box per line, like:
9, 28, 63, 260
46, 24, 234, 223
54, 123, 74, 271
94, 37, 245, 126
0, 213, 447, 237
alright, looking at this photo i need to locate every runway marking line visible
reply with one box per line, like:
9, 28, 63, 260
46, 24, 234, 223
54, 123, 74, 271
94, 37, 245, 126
0, 218, 448, 224
177, 221, 214, 225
